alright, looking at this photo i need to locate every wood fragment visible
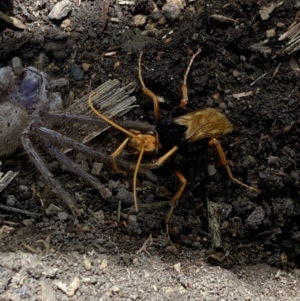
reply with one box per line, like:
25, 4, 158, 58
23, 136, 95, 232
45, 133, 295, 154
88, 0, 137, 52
136, 234, 153, 256
36, 235, 52, 254
64, 79, 136, 152
0, 170, 19, 193
279, 22, 300, 54
250, 73, 267, 86
100, 0, 109, 33
0, 225, 13, 237
232, 91, 253, 99
117, 0, 135, 5
0, 204, 42, 217
0, 11, 26, 29
210, 14, 237, 24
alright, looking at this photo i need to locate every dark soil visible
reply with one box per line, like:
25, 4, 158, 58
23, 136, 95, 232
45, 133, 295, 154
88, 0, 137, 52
1, 0, 300, 299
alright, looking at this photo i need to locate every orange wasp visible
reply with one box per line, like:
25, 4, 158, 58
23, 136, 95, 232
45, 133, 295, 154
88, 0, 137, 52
89, 48, 260, 233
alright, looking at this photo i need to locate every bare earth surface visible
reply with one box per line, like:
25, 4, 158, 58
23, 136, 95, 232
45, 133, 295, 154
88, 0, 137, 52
1, 0, 300, 300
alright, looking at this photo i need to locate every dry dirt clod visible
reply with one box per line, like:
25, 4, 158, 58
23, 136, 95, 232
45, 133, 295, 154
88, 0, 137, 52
266, 29, 276, 38
41, 280, 56, 301
133, 14, 147, 27
245, 206, 265, 230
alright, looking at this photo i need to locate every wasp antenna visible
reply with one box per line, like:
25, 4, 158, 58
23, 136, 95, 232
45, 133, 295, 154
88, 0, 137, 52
138, 51, 161, 124
133, 144, 145, 212
180, 48, 202, 108
88, 92, 138, 139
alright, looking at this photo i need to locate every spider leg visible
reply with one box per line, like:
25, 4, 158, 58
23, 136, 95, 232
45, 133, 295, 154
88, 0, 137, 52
179, 48, 201, 108
41, 110, 108, 128
32, 125, 158, 183
209, 138, 260, 193
138, 51, 161, 124
41, 111, 156, 133
38, 138, 112, 199
165, 170, 187, 242
48, 78, 69, 90
0, 66, 13, 93
11, 57, 23, 76
21, 127, 80, 216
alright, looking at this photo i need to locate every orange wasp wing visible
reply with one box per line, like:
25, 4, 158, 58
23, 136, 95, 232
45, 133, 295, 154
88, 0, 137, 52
173, 108, 233, 142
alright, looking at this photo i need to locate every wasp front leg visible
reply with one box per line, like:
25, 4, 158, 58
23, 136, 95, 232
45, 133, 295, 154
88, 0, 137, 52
142, 145, 179, 169
111, 138, 130, 176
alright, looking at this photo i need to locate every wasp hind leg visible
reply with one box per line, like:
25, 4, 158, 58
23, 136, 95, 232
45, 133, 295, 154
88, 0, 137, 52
209, 138, 260, 193
165, 170, 187, 243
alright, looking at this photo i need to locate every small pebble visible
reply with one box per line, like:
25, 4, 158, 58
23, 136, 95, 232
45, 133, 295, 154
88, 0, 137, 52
70, 64, 84, 81
83, 258, 92, 271
6, 195, 16, 206
276, 22, 285, 28
82, 63, 91, 72
94, 210, 105, 224
240, 55, 246, 62
49, 0, 73, 20
232, 69, 240, 77
245, 206, 265, 229
207, 163, 217, 177
91, 162, 103, 175
99, 259, 108, 270
219, 102, 227, 110
116, 188, 134, 206
162, 3, 180, 21
165, 244, 179, 253
266, 29, 275, 38
61, 18, 71, 28
46, 204, 63, 215
57, 211, 69, 221
19, 185, 29, 192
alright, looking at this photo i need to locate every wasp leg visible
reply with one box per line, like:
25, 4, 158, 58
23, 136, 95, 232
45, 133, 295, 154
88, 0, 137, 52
180, 48, 202, 108
111, 138, 130, 175
165, 170, 187, 242
209, 138, 260, 193
138, 52, 161, 124
142, 145, 179, 169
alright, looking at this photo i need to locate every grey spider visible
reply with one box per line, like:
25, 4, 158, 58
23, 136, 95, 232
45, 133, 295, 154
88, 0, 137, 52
0, 57, 154, 216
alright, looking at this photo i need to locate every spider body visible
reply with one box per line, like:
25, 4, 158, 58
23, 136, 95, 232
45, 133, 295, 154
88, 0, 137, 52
0, 58, 145, 215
